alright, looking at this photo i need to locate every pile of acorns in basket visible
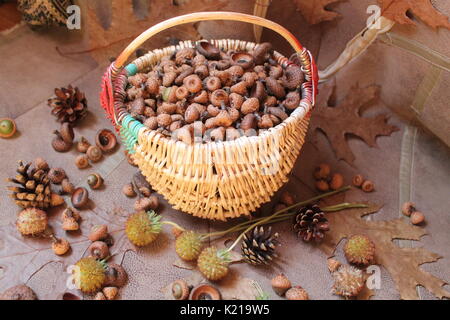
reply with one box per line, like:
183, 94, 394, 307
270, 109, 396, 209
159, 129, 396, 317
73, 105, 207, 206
125, 41, 305, 143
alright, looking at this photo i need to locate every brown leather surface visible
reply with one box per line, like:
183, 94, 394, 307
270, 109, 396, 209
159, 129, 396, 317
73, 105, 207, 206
0, 1, 449, 300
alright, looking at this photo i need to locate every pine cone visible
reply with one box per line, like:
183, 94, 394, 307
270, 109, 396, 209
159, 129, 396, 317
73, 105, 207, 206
48, 86, 88, 125
293, 204, 329, 242
7, 161, 52, 209
241, 226, 280, 265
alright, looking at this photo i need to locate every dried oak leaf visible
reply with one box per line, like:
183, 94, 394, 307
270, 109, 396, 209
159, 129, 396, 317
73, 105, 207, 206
378, 0, 450, 29
84, 0, 227, 62
320, 203, 450, 300
292, 0, 343, 24
310, 80, 399, 165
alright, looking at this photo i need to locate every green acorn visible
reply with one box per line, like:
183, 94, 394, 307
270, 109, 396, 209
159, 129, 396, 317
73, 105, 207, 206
125, 210, 162, 246
175, 231, 205, 261
197, 247, 230, 281
73, 257, 107, 293
344, 235, 375, 266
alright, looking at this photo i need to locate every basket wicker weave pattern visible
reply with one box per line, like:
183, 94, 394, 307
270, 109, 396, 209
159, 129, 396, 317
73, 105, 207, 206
100, 13, 318, 220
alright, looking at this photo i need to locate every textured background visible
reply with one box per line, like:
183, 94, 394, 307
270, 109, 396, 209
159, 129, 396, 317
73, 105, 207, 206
0, 0, 449, 300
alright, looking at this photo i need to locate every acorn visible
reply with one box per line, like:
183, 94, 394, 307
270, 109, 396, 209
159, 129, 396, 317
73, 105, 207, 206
315, 180, 330, 192
122, 183, 137, 197
401, 202, 416, 217
344, 235, 375, 266
352, 174, 364, 187
51, 236, 71, 255
0, 118, 17, 138
75, 155, 89, 169
62, 216, 79, 231
86, 146, 102, 162
134, 196, 158, 212
196, 41, 221, 60
105, 263, 128, 287
72, 257, 107, 293
95, 129, 117, 153
313, 163, 331, 180
175, 230, 205, 261
197, 247, 230, 281
34, 157, 49, 171
48, 168, 66, 184
0, 285, 37, 300
16, 208, 48, 236
271, 274, 291, 296
231, 52, 254, 70
88, 225, 108, 241
87, 173, 103, 190
330, 173, 344, 190
88, 241, 110, 260
253, 42, 272, 65
77, 136, 91, 153
361, 180, 374, 192
102, 287, 118, 300
52, 130, 72, 152
171, 279, 190, 300
71, 187, 89, 209
125, 210, 162, 246
285, 286, 309, 300
189, 284, 222, 300
410, 211, 425, 225
60, 122, 74, 144
61, 178, 75, 194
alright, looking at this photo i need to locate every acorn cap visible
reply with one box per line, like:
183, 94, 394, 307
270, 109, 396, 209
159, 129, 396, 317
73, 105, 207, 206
189, 284, 221, 300
171, 280, 190, 300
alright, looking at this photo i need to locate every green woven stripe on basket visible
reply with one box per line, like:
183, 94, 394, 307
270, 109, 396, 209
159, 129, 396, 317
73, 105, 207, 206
120, 115, 144, 154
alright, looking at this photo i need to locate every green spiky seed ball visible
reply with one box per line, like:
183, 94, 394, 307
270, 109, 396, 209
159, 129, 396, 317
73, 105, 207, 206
73, 257, 107, 293
344, 235, 375, 266
175, 231, 204, 261
197, 247, 230, 281
125, 210, 162, 246
16, 208, 48, 236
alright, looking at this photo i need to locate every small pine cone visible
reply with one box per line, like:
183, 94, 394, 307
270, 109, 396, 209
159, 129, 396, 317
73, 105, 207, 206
47, 85, 88, 125
241, 226, 280, 265
7, 161, 52, 209
293, 205, 329, 242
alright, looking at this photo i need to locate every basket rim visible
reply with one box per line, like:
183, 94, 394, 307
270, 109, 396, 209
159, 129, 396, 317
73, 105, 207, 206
114, 39, 314, 148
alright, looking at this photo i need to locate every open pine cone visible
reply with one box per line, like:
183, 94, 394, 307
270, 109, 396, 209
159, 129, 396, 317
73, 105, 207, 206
241, 226, 280, 265
48, 85, 88, 125
7, 161, 52, 209
293, 204, 329, 242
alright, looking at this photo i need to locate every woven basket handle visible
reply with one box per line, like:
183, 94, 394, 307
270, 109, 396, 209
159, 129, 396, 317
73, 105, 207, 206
114, 11, 304, 68
101, 12, 318, 127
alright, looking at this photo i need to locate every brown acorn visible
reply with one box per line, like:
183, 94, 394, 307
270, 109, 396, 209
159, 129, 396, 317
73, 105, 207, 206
271, 274, 291, 296
71, 187, 89, 209
95, 129, 117, 153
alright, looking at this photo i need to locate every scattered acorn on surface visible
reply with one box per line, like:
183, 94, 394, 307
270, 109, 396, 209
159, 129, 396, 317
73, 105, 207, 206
71, 187, 89, 209
88, 225, 108, 242
271, 274, 291, 296
0, 118, 17, 139
171, 279, 190, 300
0, 284, 37, 300
285, 286, 309, 300
87, 173, 103, 190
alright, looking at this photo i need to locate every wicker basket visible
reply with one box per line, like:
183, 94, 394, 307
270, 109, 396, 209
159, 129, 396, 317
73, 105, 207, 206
101, 12, 319, 221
